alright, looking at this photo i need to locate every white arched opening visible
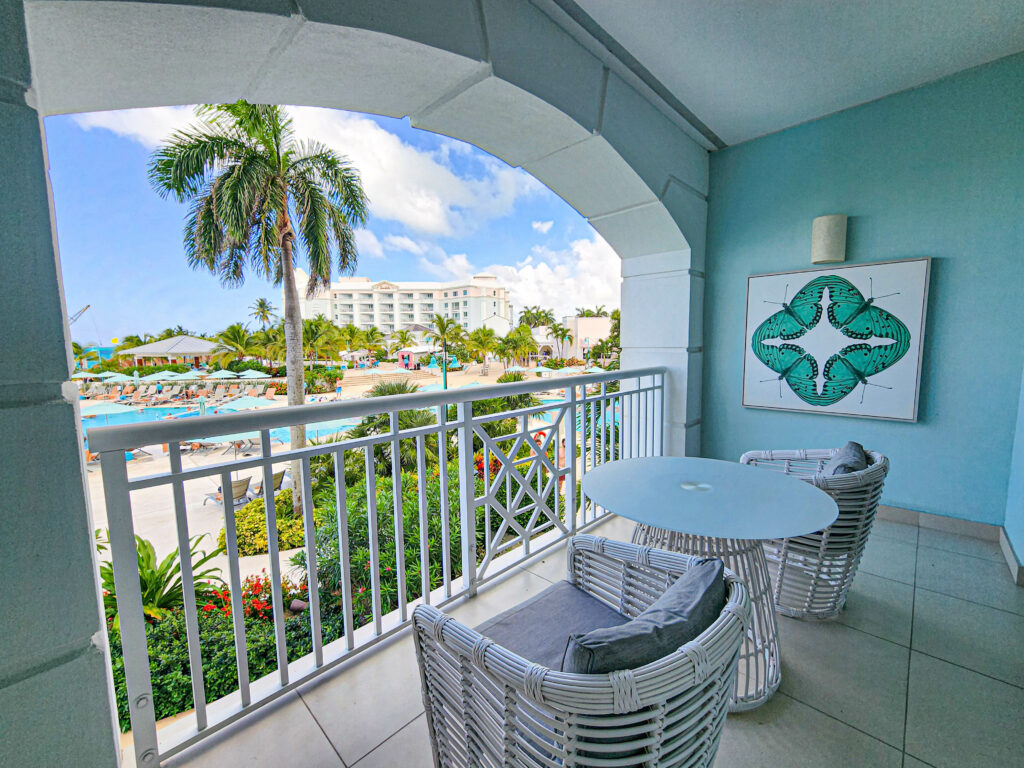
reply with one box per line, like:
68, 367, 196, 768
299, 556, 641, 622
4, 1, 709, 764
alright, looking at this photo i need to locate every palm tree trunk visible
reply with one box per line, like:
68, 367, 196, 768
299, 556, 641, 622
280, 218, 305, 512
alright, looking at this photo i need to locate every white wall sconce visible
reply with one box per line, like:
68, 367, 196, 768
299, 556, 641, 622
811, 214, 847, 264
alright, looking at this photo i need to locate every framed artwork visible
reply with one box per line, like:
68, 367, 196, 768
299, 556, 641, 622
742, 257, 931, 421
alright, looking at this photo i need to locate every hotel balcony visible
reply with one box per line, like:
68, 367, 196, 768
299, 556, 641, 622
3, 2, 1023, 768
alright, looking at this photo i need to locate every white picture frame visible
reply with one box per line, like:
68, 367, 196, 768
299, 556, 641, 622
742, 257, 931, 421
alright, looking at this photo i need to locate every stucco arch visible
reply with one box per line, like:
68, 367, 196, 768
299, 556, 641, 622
23, 0, 706, 266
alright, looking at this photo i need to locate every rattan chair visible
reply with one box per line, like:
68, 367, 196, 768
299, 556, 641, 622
412, 535, 751, 768
740, 448, 890, 619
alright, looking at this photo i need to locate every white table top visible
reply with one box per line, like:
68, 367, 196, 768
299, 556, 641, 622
581, 457, 838, 540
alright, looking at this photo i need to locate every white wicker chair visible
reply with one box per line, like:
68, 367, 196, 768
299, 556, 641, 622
412, 535, 751, 768
740, 448, 890, 620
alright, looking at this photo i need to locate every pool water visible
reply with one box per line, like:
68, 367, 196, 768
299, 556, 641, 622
81, 405, 353, 447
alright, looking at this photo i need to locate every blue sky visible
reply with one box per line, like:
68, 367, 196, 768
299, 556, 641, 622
44, 106, 621, 345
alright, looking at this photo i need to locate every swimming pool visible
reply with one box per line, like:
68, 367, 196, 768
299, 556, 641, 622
81, 405, 354, 447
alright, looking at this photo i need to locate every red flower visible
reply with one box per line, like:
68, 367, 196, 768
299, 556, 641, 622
202, 604, 214, 612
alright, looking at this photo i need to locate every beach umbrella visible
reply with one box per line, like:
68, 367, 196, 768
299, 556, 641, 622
584, 364, 605, 372
197, 395, 207, 416
133, 371, 141, 387
93, 371, 118, 379
419, 383, 443, 392
139, 372, 168, 381
558, 366, 583, 374
204, 369, 238, 379
237, 369, 271, 379
71, 372, 94, 380
532, 366, 554, 373
103, 372, 133, 383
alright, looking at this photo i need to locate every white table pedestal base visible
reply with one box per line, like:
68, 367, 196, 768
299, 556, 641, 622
632, 524, 781, 711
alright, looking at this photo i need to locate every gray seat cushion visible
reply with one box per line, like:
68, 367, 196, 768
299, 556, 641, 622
475, 580, 628, 669
823, 441, 869, 475
562, 559, 726, 675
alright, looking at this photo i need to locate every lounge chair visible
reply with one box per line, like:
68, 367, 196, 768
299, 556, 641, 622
264, 387, 276, 400
203, 477, 252, 508
227, 385, 240, 396
250, 469, 288, 497
209, 385, 227, 402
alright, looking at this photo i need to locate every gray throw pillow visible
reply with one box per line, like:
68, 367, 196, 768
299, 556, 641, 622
561, 559, 726, 675
823, 441, 869, 475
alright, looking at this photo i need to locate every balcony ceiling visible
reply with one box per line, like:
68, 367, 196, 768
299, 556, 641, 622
573, 0, 1024, 146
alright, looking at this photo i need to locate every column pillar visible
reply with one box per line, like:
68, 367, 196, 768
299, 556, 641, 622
619, 250, 704, 457
0, 2, 121, 765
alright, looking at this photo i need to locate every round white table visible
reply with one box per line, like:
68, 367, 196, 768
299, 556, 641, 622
581, 456, 838, 710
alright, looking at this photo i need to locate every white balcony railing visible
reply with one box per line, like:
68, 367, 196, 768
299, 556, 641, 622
91, 367, 666, 765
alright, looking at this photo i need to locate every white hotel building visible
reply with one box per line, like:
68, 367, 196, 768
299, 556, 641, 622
293, 271, 513, 336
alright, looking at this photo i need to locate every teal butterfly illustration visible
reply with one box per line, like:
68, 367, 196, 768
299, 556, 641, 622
755, 343, 820, 401
751, 274, 912, 407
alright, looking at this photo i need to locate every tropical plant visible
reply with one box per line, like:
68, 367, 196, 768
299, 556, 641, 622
211, 322, 261, 366
72, 341, 98, 370
95, 530, 224, 627
499, 324, 538, 366
519, 305, 555, 328
216, 488, 329, 556
348, 380, 436, 474
576, 305, 609, 318
548, 322, 573, 358
465, 326, 498, 363
336, 323, 363, 356
149, 100, 369, 497
426, 314, 466, 389
361, 325, 385, 357
250, 297, 277, 329
391, 329, 414, 349
302, 315, 338, 361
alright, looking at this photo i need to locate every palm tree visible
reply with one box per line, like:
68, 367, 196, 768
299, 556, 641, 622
392, 329, 414, 349
336, 323, 363, 359
593, 305, 609, 317
361, 326, 385, 358
548, 322, 570, 357
350, 379, 435, 475
518, 305, 555, 328
502, 325, 537, 366
250, 298, 277, 329
72, 342, 98, 371
466, 327, 498, 363
149, 101, 368, 481
255, 322, 286, 366
211, 322, 261, 366
302, 315, 337, 362
426, 315, 465, 390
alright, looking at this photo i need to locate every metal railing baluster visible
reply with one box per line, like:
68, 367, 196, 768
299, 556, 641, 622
388, 412, 407, 622
100, 450, 158, 767
299, 456, 323, 667
168, 442, 207, 730
565, 384, 577, 532
455, 401, 477, 596
415, 435, 431, 605
435, 404, 452, 598
218, 468, 250, 706
364, 447, 383, 635
332, 449, 354, 651
260, 431, 288, 685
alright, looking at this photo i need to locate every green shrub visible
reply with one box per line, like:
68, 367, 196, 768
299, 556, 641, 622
217, 489, 329, 556
107, 603, 348, 731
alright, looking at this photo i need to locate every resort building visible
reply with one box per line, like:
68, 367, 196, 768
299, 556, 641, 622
118, 335, 219, 367
293, 270, 513, 335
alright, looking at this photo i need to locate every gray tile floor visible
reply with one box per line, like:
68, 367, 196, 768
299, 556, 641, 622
164, 516, 1023, 768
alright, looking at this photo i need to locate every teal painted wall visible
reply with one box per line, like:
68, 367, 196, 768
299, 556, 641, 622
703, 53, 1024, 526
1005, 365, 1024, 557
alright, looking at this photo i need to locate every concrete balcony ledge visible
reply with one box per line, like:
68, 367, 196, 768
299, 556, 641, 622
128, 513, 1024, 768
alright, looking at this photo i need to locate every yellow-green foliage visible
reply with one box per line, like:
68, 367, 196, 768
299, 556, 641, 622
218, 489, 328, 556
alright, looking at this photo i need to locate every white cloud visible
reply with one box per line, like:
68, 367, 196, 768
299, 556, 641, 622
73, 106, 196, 149
74, 105, 542, 237
382, 235, 426, 255
355, 229, 384, 259
413, 233, 620, 320
531, 220, 554, 234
